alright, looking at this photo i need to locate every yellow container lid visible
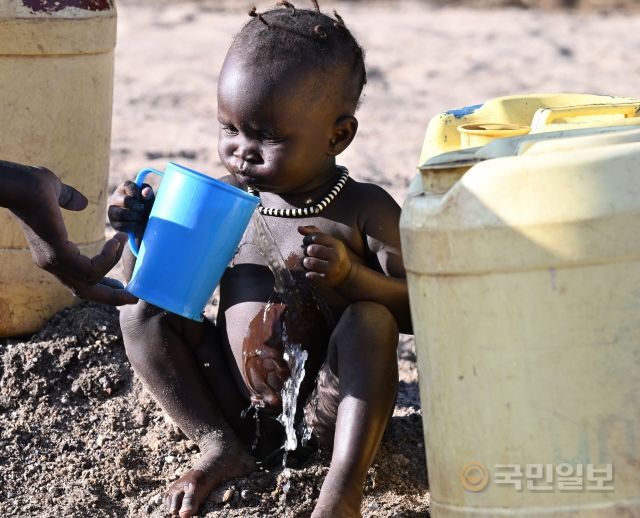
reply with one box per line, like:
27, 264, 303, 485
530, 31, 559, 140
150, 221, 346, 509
420, 93, 640, 163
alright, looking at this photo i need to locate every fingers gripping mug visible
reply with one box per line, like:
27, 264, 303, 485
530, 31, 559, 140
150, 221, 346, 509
126, 162, 259, 320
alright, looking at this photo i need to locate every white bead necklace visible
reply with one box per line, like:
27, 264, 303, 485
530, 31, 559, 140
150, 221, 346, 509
246, 166, 349, 218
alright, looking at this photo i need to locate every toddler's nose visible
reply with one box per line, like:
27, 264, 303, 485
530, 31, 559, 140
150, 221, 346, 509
233, 137, 261, 163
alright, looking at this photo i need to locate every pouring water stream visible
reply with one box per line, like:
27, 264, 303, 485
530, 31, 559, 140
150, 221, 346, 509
250, 212, 310, 498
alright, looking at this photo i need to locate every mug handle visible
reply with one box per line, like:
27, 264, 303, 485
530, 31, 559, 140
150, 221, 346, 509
128, 167, 164, 257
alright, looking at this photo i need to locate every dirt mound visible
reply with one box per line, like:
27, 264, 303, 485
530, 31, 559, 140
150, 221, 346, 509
0, 303, 428, 517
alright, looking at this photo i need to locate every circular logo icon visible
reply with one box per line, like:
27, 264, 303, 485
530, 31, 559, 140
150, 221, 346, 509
460, 462, 490, 492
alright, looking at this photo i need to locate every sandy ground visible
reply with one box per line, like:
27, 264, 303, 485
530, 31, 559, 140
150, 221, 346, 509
2, 1, 639, 517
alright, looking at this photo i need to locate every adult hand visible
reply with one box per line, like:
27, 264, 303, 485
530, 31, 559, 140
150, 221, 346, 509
5, 164, 137, 305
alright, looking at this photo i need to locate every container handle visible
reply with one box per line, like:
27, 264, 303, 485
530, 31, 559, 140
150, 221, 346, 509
128, 167, 164, 257
531, 103, 640, 131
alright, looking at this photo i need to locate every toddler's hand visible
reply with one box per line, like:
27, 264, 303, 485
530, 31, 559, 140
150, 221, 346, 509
298, 225, 353, 287
108, 180, 154, 237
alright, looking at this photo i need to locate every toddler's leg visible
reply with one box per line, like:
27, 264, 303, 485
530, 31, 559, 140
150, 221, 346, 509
120, 302, 255, 518
308, 301, 399, 518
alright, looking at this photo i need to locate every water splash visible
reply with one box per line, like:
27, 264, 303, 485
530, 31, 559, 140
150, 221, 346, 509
251, 213, 309, 500
251, 212, 295, 296
300, 418, 313, 447
277, 336, 308, 501
241, 400, 264, 453
278, 340, 308, 451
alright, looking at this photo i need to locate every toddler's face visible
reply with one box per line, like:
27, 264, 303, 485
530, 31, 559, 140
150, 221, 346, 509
217, 56, 338, 195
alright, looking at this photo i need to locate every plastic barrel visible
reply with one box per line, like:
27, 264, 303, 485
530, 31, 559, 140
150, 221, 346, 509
401, 118, 640, 516
0, 0, 117, 336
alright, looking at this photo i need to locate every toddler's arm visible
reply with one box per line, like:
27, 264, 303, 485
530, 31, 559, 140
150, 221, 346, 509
298, 184, 411, 333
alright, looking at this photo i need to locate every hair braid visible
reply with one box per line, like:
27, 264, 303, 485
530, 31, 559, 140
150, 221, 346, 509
276, 0, 296, 11
248, 6, 269, 25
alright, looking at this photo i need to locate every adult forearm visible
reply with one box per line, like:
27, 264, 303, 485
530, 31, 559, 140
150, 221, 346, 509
337, 263, 412, 333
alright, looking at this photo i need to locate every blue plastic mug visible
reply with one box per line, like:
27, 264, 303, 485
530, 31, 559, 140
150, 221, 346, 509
126, 162, 259, 320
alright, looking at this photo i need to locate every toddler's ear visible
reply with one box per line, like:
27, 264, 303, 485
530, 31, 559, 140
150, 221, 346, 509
328, 115, 358, 156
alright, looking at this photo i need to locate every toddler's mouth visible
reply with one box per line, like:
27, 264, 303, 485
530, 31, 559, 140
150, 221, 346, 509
234, 169, 258, 186
231, 160, 265, 187
235, 160, 256, 180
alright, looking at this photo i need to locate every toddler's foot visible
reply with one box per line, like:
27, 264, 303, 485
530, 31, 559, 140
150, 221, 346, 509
311, 470, 364, 518
163, 434, 256, 517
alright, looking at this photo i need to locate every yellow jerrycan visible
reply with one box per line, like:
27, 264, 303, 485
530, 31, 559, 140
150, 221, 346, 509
421, 93, 640, 162
401, 124, 640, 515
0, 0, 117, 336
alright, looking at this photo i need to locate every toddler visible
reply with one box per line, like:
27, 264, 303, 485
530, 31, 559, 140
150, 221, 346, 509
109, 3, 411, 517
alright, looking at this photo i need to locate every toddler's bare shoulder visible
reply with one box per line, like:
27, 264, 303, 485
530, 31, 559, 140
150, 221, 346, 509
342, 178, 400, 214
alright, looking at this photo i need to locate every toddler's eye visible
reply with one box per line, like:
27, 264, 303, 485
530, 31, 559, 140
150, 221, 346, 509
221, 124, 238, 136
259, 131, 283, 144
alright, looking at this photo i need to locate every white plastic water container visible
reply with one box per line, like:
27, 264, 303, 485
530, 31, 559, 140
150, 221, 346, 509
0, 0, 117, 336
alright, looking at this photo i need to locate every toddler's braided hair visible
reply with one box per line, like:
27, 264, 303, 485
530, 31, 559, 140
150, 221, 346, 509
233, 1, 367, 111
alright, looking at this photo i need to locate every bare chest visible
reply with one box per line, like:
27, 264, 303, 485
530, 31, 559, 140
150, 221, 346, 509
235, 213, 358, 272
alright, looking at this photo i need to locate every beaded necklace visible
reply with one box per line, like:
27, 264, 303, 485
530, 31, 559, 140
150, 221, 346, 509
246, 166, 349, 218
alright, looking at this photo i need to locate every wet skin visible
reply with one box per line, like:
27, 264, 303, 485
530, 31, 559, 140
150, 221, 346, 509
240, 278, 334, 408
111, 50, 410, 518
